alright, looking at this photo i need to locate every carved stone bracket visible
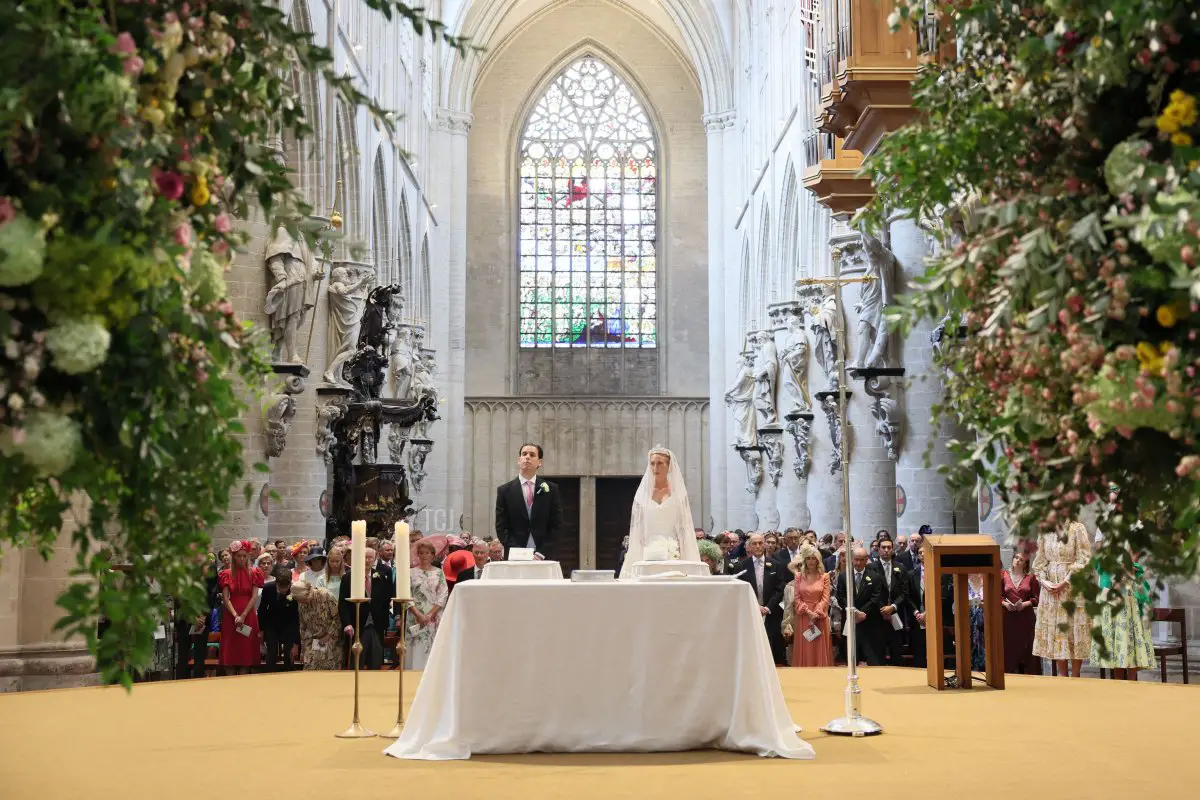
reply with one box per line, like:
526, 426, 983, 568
702, 109, 736, 133
849, 367, 905, 461
435, 107, 473, 135
265, 364, 309, 458
735, 445, 764, 496
408, 438, 434, 494
814, 390, 852, 475
387, 423, 409, 464
758, 426, 785, 488
784, 412, 815, 479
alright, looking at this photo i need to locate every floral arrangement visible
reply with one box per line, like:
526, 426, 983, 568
868, 1, 1200, 607
0, 0, 470, 687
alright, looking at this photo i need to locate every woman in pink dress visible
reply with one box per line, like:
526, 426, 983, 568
1001, 550, 1041, 674
218, 540, 264, 674
781, 543, 833, 667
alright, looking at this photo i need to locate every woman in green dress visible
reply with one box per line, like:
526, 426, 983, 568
1090, 533, 1155, 680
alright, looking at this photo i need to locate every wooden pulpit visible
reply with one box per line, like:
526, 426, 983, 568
922, 535, 1005, 690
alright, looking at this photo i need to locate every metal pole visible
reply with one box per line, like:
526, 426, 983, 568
821, 244, 882, 737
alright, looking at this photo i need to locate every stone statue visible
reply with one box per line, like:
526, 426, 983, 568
845, 234, 896, 369
740, 448, 763, 495
387, 423, 409, 464
724, 351, 757, 447
761, 432, 784, 488
264, 224, 318, 364
264, 394, 297, 458
388, 325, 418, 399
785, 414, 813, 479
752, 331, 779, 427
410, 349, 438, 438
315, 400, 346, 465
809, 293, 841, 389
864, 375, 901, 461
819, 393, 845, 475
322, 265, 374, 386
409, 440, 433, 493
777, 313, 811, 415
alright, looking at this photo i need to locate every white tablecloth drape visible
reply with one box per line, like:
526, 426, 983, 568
479, 561, 563, 580
383, 580, 814, 760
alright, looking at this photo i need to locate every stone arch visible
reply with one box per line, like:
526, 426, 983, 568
776, 161, 799, 303
739, 234, 752, 337
753, 201, 770, 330
371, 147, 389, 277
282, 0, 321, 205
397, 192, 413, 314
334, 102, 361, 247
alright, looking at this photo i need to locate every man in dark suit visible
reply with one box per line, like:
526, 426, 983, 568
495, 442, 563, 559
735, 533, 788, 665
260, 565, 301, 671
174, 554, 219, 680
823, 531, 847, 573
834, 546, 885, 666
872, 538, 909, 666
339, 547, 396, 670
771, 528, 803, 569
905, 545, 929, 668
454, 540, 491, 585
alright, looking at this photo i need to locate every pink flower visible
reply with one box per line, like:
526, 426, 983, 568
0, 197, 14, 226
173, 222, 193, 247
213, 213, 232, 233
10, 427, 26, 446
212, 240, 229, 256
123, 56, 144, 77
155, 170, 184, 200
114, 32, 137, 55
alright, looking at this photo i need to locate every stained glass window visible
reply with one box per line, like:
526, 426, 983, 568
518, 56, 657, 348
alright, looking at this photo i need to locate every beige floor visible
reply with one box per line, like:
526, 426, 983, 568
1, 667, 1197, 799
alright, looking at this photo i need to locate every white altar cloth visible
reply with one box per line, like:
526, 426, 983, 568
383, 580, 814, 760
479, 560, 563, 580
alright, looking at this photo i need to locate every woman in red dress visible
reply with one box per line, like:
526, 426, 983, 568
218, 540, 264, 674
1001, 550, 1041, 674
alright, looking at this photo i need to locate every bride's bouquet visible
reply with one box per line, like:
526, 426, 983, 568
644, 538, 681, 562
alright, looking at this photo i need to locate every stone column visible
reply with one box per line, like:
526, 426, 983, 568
836, 229, 897, 542
801, 280, 844, 535
889, 213, 978, 536
769, 301, 812, 529
430, 108, 473, 529
705, 109, 738, 531
266, 365, 326, 544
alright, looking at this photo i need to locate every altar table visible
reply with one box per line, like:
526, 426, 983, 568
479, 560, 563, 580
383, 579, 814, 760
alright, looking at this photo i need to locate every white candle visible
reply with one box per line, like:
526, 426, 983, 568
350, 520, 367, 600
394, 543, 412, 602
394, 520, 409, 540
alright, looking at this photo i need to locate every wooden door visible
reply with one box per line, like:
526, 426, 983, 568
595, 477, 640, 571
542, 476, 580, 577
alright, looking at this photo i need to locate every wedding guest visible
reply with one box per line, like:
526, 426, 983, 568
260, 566, 300, 672
290, 579, 343, 670
217, 540, 264, 675
773, 528, 803, 568
823, 531, 847, 572
1090, 535, 1154, 680
289, 541, 311, 582
338, 547, 394, 670
377, 540, 395, 572
455, 540, 490, 584
319, 546, 345, 597
443, 549, 476, 595
782, 544, 833, 667
895, 534, 913, 569
297, 547, 327, 586
255, 552, 275, 577
488, 538, 505, 563
873, 537, 909, 665
248, 540, 263, 565
174, 551, 218, 680
1032, 521, 1093, 677
764, 533, 780, 560
697, 539, 722, 574
967, 573, 987, 672
218, 548, 232, 570
405, 540, 448, 670
735, 533, 788, 665
834, 547, 883, 666
906, 546, 929, 668
1002, 550, 1040, 674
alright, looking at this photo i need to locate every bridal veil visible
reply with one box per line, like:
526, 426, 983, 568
621, 447, 702, 576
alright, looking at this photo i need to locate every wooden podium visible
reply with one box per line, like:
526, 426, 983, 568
923, 535, 1005, 690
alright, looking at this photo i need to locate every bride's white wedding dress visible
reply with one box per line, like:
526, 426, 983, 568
620, 451, 703, 578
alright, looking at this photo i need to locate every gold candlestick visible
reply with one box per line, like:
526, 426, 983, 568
381, 600, 411, 739
336, 598, 376, 738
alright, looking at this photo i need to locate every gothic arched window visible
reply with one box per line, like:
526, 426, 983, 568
518, 56, 657, 349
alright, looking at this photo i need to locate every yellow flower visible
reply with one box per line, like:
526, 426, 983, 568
1156, 305, 1178, 327
1157, 90, 1197, 136
191, 178, 210, 207
1091, 36, 1103, 48
1135, 341, 1165, 373
1171, 132, 1193, 147
102, 177, 117, 191
190, 101, 205, 117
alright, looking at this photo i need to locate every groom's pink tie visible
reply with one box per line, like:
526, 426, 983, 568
524, 480, 533, 514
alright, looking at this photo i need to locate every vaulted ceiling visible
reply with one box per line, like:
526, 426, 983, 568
439, 0, 734, 114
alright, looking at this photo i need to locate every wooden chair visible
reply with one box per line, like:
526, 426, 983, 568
1153, 608, 1189, 684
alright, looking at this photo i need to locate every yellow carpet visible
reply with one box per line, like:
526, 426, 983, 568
1, 668, 1197, 799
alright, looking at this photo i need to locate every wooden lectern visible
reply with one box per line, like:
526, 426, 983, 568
922, 535, 1005, 690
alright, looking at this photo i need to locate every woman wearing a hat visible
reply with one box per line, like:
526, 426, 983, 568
297, 546, 327, 586
218, 540, 264, 674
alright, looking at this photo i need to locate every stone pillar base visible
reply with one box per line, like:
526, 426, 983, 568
0, 644, 98, 693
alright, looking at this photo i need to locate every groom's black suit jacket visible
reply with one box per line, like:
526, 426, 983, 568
495, 477, 563, 554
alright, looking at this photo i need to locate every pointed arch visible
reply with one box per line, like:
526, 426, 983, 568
371, 147, 389, 278
753, 202, 770, 330
418, 234, 431, 327
397, 192, 413, 313
739, 235, 752, 336
516, 53, 658, 350
285, 0, 321, 204
776, 162, 798, 303
334, 102, 361, 246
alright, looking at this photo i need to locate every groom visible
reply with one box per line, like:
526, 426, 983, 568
495, 443, 563, 559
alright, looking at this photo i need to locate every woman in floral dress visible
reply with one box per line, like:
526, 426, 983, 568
1032, 521, 1093, 677
289, 579, 343, 670
1090, 535, 1155, 680
404, 539, 448, 669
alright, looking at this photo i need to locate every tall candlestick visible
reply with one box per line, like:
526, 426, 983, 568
350, 520, 367, 600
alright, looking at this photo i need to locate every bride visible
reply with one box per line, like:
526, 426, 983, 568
619, 447, 702, 578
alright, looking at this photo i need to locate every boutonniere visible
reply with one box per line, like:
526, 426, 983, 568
371, 571, 381, 580
865, 576, 873, 582
537, 481, 549, 494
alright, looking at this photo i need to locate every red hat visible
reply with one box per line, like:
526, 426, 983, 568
443, 550, 476, 582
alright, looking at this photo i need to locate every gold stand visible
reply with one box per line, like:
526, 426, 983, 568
335, 598, 376, 738
381, 600, 411, 739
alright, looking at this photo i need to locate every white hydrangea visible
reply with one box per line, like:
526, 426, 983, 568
44, 318, 112, 375
0, 215, 47, 287
0, 411, 82, 475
